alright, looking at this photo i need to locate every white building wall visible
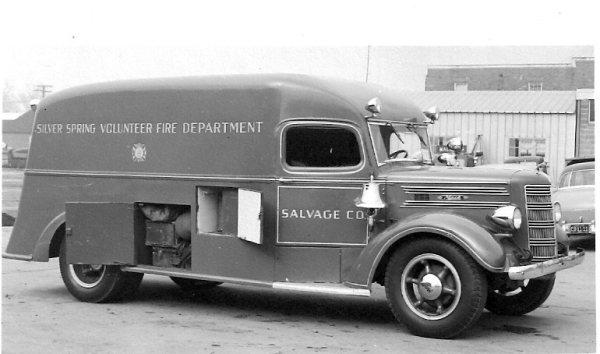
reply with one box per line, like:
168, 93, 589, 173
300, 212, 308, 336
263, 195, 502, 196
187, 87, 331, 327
428, 112, 576, 184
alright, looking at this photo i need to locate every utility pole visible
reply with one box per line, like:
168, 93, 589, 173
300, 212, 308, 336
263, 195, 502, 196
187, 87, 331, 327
365, 45, 371, 83
34, 84, 53, 98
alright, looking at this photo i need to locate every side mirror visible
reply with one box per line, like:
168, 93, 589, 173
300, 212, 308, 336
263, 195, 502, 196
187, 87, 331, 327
423, 106, 439, 122
446, 137, 464, 153
365, 97, 382, 117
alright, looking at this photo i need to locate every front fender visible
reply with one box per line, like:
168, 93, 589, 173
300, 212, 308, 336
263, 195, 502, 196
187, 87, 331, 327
345, 212, 506, 288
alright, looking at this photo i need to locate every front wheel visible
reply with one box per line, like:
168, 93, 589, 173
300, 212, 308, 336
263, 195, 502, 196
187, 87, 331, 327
59, 241, 143, 303
385, 238, 487, 338
485, 275, 555, 316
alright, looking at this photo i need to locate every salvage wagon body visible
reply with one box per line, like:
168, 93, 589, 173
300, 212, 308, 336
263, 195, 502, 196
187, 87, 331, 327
4, 74, 584, 339
6, 75, 412, 286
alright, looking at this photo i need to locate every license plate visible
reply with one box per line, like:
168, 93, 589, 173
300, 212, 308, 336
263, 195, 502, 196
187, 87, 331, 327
569, 224, 590, 234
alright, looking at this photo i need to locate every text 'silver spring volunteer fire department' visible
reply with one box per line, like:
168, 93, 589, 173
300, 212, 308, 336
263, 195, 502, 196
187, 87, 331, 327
3, 74, 585, 339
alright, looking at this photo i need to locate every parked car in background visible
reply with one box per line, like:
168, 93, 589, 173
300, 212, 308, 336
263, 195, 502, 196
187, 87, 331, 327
553, 158, 595, 246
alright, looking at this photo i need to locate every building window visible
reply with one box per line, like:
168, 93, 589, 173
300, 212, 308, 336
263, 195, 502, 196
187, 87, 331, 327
528, 82, 543, 91
509, 138, 546, 157
453, 82, 468, 91
577, 99, 594, 123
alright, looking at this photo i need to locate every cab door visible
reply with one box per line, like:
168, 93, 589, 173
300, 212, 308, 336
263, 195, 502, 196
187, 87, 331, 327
275, 120, 373, 283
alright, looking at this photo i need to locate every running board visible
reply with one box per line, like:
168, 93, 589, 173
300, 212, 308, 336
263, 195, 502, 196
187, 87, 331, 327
122, 265, 371, 297
273, 282, 371, 297
122, 265, 272, 288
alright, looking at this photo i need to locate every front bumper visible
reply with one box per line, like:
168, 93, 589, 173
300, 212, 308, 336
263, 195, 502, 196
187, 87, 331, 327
508, 249, 585, 280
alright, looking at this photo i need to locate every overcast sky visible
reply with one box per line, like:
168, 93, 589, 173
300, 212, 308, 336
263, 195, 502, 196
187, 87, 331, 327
4, 45, 593, 98
1, 1, 597, 114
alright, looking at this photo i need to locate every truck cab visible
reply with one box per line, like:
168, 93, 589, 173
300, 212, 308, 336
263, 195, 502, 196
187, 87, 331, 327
3, 74, 584, 338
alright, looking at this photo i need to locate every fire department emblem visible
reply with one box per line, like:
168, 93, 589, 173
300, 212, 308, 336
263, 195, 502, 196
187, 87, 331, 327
131, 143, 147, 162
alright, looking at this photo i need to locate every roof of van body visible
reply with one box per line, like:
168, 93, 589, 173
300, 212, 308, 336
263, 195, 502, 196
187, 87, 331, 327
40, 74, 426, 124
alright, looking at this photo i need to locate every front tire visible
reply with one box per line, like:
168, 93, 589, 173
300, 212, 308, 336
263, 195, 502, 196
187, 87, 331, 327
59, 241, 143, 303
385, 238, 487, 338
485, 274, 555, 316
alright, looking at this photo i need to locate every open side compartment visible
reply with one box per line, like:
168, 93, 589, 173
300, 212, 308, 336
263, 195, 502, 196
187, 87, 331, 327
64, 189, 262, 271
138, 203, 192, 269
197, 187, 263, 244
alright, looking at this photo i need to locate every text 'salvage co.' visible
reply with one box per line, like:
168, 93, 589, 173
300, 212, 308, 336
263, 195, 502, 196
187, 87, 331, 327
280, 208, 366, 220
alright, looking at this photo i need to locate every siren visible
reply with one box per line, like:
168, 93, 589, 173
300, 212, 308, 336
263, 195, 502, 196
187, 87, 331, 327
356, 176, 385, 209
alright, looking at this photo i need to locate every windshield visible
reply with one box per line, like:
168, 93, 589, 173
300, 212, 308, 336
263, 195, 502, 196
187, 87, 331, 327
569, 169, 594, 187
368, 121, 432, 165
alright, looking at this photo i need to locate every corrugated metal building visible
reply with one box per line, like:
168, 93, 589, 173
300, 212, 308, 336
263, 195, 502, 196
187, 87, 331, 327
403, 91, 576, 184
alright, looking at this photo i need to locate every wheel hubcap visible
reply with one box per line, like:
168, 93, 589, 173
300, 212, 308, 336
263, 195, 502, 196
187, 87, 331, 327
418, 273, 443, 300
68, 264, 106, 288
401, 253, 462, 320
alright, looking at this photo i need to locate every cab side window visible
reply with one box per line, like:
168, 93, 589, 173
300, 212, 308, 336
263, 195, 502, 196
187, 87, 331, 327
285, 125, 361, 168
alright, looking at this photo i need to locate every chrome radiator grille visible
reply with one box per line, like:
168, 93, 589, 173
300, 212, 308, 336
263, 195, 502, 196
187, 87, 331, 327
525, 185, 556, 261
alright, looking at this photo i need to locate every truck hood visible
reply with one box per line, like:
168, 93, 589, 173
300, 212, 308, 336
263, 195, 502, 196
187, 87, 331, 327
378, 164, 550, 185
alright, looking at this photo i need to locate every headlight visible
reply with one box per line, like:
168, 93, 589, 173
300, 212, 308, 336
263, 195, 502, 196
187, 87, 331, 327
513, 207, 522, 229
490, 205, 523, 230
553, 202, 562, 222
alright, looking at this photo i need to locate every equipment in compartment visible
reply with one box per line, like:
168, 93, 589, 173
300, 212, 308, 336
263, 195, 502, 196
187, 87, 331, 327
152, 248, 182, 268
145, 222, 178, 248
173, 212, 191, 241
140, 203, 191, 269
140, 203, 186, 222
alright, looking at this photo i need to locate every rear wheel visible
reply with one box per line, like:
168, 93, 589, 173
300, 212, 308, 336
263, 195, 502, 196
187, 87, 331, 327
59, 241, 143, 303
485, 275, 555, 316
170, 277, 222, 291
385, 238, 487, 338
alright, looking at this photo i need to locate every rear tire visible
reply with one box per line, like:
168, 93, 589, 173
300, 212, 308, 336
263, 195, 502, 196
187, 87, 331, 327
59, 241, 143, 303
385, 238, 487, 338
170, 277, 222, 291
485, 275, 555, 316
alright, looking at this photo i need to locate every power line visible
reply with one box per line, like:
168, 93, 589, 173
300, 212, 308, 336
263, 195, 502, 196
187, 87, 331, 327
365, 45, 371, 83
34, 84, 53, 98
